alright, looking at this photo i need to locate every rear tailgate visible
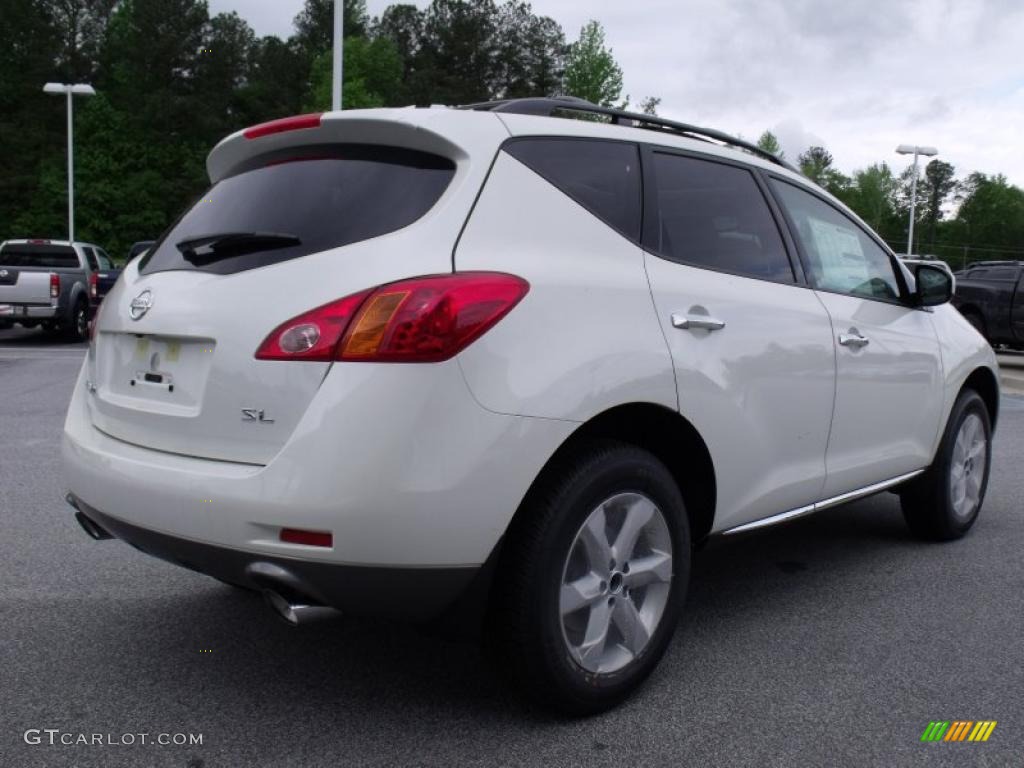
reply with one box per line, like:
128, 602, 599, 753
85, 110, 506, 465
0, 242, 79, 306
0, 270, 52, 306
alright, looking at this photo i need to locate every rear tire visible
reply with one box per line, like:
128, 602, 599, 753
64, 299, 88, 343
486, 441, 690, 715
900, 389, 992, 541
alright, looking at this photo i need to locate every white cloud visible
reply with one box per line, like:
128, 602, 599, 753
211, 0, 1024, 184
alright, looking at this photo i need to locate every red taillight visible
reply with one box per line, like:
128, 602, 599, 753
88, 272, 98, 300
254, 273, 529, 364
243, 113, 322, 140
49, 272, 60, 299
255, 289, 373, 361
279, 528, 333, 548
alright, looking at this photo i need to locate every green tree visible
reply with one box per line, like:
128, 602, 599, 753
305, 36, 403, 110
494, 2, 564, 99
955, 173, 1024, 258
0, 0, 61, 235
563, 20, 625, 108
921, 159, 956, 248
44, 0, 117, 82
639, 96, 661, 116
756, 130, 783, 158
798, 146, 833, 184
293, 0, 370, 54
415, 0, 500, 105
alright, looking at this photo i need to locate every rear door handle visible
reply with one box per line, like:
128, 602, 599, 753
671, 313, 726, 331
838, 330, 870, 348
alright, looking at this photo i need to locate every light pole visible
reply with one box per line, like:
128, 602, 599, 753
43, 82, 96, 242
895, 144, 938, 257
332, 0, 344, 110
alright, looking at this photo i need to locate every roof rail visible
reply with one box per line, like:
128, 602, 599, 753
965, 260, 1022, 267
461, 97, 800, 173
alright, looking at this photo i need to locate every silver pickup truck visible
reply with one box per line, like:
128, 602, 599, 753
0, 239, 111, 341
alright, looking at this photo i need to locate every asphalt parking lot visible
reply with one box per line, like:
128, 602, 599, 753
2, 325, 1023, 768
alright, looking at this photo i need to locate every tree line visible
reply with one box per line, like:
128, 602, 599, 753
2, 0, 636, 259
2, 0, 1020, 267
757, 132, 1024, 267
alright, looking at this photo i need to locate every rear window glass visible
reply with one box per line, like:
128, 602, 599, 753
504, 138, 641, 241
140, 145, 456, 276
0, 244, 80, 268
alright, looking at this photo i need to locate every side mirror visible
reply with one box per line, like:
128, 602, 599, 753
915, 264, 954, 307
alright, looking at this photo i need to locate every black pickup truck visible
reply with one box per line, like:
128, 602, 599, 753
953, 260, 1024, 349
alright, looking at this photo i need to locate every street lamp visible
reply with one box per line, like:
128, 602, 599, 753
895, 144, 938, 257
332, 0, 343, 110
43, 82, 96, 242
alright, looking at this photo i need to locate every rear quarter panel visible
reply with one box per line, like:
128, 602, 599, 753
453, 149, 677, 421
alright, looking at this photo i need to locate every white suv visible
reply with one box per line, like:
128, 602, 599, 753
63, 99, 999, 714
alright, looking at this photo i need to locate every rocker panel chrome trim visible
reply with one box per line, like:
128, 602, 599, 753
722, 469, 925, 535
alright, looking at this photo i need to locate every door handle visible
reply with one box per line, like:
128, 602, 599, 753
838, 330, 870, 348
671, 313, 726, 331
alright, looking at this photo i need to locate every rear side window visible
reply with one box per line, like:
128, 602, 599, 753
504, 138, 641, 241
0, 244, 80, 268
95, 251, 114, 270
648, 153, 794, 282
140, 145, 456, 276
82, 247, 99, 271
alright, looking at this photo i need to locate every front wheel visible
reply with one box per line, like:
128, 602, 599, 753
486, 441, 690, 715
900, 389, 992, 540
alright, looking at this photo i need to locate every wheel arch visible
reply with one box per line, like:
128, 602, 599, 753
513, 403, 717, 545
961, 365, 999, 431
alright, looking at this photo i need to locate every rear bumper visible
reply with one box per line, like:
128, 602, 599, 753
63, 356, 575, 571
0, 303, 59, 320
68, 493, 479, 620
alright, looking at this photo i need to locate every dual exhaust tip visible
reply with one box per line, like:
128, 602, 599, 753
262, 590, 340, 626
67, 494, 339, 627
245, 562, 340, 627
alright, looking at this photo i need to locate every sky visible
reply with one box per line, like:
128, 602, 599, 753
209, 0, 1024, 186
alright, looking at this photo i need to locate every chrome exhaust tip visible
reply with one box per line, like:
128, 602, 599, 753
67, 494, 114, 540
263, 590, 340, 626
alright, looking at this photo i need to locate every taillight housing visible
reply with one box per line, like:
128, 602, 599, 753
88, 272, 98, 300
49, 272, 60, 299
255, 273, 529, 363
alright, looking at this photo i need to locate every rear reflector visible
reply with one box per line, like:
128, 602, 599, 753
279, 528, 333, 547
255, 273, 529, 364
244, 113, 322, 140
50, 272, 60, 299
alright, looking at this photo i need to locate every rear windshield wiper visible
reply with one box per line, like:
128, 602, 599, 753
175, 232, 301, 264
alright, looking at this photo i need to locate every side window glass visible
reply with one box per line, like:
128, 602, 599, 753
987, 267, 1016, 280
504, 139, 641, 241
648, 152, 794, 282
96, 250, 113, 270
771, 179, 901, 301
82, 247, 98, 271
